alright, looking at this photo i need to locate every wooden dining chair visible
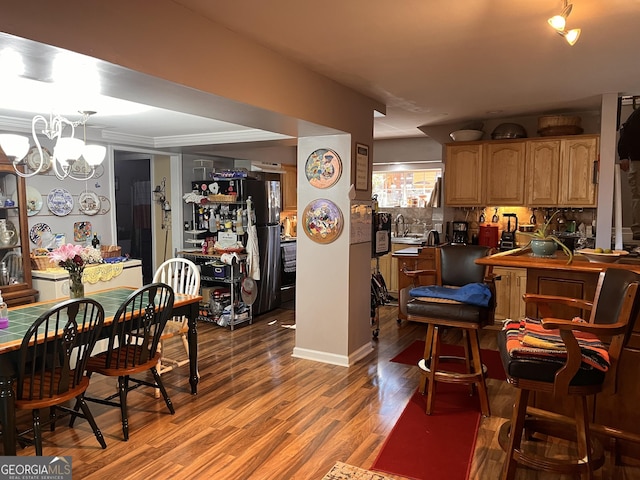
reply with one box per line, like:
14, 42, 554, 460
152, 258, 200, 393
497, 268, 640, 479
14, 298, 106, 455
74, 283, 175, 441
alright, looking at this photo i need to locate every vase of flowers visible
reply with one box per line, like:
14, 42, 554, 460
48, 244, 102, 299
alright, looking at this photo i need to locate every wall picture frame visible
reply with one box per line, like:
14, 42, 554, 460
355, 143, 370, 191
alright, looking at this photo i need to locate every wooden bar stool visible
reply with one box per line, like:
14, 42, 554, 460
404, 244, 496, 416
497, 268, 640, 479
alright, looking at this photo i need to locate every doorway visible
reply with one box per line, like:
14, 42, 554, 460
114, 152, 153, 284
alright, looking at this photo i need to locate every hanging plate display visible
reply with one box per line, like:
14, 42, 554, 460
29, 222, 51, 245
78, 190, 101, 216
25, 186, 43, 216
26, 146, 52, 173
302, 198, 344, 244
47, 188, 74, 216
305, 148, 342, 189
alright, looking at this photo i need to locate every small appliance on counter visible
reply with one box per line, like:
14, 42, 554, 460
500, 213, 518, 251
478, 224, 499, 249
451, 221, 469, 245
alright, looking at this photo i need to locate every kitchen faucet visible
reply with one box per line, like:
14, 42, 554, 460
395, 214, 408, 237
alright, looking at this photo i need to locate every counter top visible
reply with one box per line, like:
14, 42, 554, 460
392, 246, 422, 256
476, 247, 640, 273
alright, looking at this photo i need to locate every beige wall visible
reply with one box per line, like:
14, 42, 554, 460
153, 155, 172, 270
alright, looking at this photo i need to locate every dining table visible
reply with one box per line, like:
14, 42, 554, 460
0, 286, 202, 455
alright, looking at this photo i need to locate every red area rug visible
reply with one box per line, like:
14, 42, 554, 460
371, 341, 505, 480
390, 340, 506, 381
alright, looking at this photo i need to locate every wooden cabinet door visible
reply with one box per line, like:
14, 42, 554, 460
444, 144, 483, 206
526, 139, 561, 206
493, 267, 511, 321
512, 268, 527, 320
558, 136, 598, 207
281, 164, 297, 211
484, 141, 526, 205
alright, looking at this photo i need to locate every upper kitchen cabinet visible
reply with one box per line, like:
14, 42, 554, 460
526, 135, 598, 207
526, 139, 561, 206
484, 141, 526, 205
444, 143, 484, 206
281, 164, 297, 211
559, 135, 598, 207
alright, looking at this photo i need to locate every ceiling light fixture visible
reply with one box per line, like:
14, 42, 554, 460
548, 0, 581, 46
0, 110, 105, 180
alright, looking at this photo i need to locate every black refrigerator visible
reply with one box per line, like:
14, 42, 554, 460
245, 178, 282, 315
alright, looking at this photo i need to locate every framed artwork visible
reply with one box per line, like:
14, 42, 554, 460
355, 143, 370, 191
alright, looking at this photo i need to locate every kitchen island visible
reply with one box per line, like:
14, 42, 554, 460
477, 247, 640, 462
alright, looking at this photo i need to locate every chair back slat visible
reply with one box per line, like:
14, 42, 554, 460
102, 283, 174, 370
17, 299, 105, 401
153, 258, 200, 296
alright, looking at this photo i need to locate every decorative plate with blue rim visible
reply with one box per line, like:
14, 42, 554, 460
47, 188, 74, 216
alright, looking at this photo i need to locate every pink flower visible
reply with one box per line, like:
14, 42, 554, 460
47, 243, 84, 267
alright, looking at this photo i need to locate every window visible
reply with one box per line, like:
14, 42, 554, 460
372, 168, 441, 208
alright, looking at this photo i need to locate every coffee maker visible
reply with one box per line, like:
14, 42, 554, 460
451, 221, 469, 245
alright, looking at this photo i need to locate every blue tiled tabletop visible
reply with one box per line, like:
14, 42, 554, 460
0, 287, 197, 354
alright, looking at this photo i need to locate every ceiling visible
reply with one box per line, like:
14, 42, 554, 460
0, 1, 639, 156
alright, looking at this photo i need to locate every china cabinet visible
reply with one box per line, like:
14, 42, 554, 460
0, 155, 38, 305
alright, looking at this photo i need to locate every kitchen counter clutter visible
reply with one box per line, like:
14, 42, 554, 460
32, 259, 142, 301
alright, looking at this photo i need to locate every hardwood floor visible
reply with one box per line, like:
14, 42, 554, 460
8, 305, 640, 479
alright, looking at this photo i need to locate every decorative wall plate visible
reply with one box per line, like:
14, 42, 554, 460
29, 222, 51, 245
305, 148, 342, 189
74, 221, 92, 242
78, 190, 101, 215
25, 186, 43, 216
47, 188, 74, 216
302, 198, 344, 244
26, 146, 52, 173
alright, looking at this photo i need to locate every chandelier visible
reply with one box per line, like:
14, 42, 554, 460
0, 110, 106, 180
548, 0, 581, 46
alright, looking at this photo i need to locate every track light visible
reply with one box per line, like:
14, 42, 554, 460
548, 1, 581, 46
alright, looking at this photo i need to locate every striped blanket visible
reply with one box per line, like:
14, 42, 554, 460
503, 317, 610, 372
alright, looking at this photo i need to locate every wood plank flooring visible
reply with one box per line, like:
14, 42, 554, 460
7, 305, 640, 479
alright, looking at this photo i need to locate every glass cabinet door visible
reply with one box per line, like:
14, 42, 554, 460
0, 159, 37, 305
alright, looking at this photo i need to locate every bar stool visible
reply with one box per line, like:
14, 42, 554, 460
404, 244, 496, 416
497, 268, 640, 479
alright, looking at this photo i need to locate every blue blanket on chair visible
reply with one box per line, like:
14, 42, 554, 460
409, 283, 492, 307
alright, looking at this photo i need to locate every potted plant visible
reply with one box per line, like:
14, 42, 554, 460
523, 210, 573, 264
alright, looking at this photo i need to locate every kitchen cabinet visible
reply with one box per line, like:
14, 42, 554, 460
0, 156, 37, 306
281, 164, 297, 211
445, 135, 599, 208
484, 141, 526, 205
526, 139, 561, 205
444, 143, 484, 206
493, 267, 527, 322
559, 135, 598, 206
526, 135, 598, 207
